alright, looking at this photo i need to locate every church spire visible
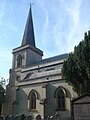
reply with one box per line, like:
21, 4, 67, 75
21, 6, 35, 47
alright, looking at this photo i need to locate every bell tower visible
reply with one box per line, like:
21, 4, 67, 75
12, 6, 43, 69
9, 6, 43, 115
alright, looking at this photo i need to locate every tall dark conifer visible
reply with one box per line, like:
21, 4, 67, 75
62, 31, 90, 96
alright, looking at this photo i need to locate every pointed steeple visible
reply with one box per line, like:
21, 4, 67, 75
12, 5, 43, 69
21, 6, 35, 47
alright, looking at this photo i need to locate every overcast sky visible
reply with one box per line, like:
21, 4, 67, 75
0, 0, 90, 79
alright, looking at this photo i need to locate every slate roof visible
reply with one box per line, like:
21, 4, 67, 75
23, 53, 69, 68
41, 53, 69, 64
21, 6, 35, 47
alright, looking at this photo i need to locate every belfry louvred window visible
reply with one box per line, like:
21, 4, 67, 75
17, 54, 22, 67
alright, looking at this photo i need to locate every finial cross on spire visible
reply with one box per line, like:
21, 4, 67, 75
22, 1, 35, 47
29, 3, 34, 8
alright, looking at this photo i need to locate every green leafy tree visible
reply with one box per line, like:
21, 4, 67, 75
0, 84, 5, 114
62, 31, 90, 96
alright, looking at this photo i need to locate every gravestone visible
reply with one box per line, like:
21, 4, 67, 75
15, 115, 21, 120
0, 115, 5, 120
5, 115, 10, 120
20, 114, 26, 120
8, 115, 14, 120
55, 113, 60, 120
46, 116, 50, 120
26, 115, 33, 120
50, 116, 54, 120
36, 115, 41, 120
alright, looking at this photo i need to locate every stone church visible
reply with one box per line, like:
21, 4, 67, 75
3, 7, 77, 119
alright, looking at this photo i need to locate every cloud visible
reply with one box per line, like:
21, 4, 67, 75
50, 0, 83, 53
66, 0, 89, 51
0, 48, 12, 62
63, 0, 81, 51
35, 0, 51, 57
37, 0, 49, 45
0, 48, 12, 79
1, 33, 10, 41
0, 0, 7, 25
34, 0, 84, 55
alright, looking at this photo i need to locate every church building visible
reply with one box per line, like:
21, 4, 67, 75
4, 6, 77, 119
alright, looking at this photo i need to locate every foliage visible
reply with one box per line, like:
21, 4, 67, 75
0, 84, 5, 114
0, 85, 4, 100
62, 31, 90, 96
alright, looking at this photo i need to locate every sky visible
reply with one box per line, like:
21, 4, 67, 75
0, 0, 90, 80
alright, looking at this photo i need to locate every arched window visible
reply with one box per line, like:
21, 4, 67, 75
17, 54, 22, 67
57, 89, 65, 110
30, 92, 36, 109
28, 90, 40, 111
54, 87, 66, 110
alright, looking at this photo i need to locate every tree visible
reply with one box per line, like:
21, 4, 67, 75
62, 31, 90, 96
0, 84, 5, 114
0, 77, 7, 115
